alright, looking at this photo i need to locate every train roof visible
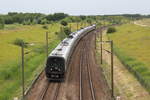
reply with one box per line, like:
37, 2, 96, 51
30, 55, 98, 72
49, 25, 96, 59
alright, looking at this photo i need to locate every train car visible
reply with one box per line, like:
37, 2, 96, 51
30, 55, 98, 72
45, 25, 96, 81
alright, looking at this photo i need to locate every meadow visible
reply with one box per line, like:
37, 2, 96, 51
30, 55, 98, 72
0, 22, 84, 99
0, 23, 63, 99
108, 24, 150, 92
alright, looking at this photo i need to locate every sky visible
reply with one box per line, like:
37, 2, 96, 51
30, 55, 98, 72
0, 0, 150, 15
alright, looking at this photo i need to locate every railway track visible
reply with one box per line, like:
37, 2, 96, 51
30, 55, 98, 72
26, 28, 112, 100
79, 33, 97, 100
41, 83, 49, 100
41, 83, 61, 100
86, 48, 96, 100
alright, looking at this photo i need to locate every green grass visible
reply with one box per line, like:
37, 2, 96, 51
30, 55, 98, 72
0, 24, 62, 99
0, 23, 83, 99
108, 24, 150, 93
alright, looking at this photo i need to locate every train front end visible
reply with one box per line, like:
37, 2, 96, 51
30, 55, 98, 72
45, 56, 65, 81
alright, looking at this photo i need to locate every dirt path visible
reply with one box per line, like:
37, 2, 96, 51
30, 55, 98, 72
98, 30, 150, 100
25, 28, 112, 100
133, 21, 150, 27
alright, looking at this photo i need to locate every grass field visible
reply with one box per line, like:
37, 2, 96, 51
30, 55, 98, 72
108, 24, 150, 92
0, 24, 62, 99
0, 22, 83, 99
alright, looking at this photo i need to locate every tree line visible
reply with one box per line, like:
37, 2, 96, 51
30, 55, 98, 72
0, 12, 68, 25
0, 12, 150, 29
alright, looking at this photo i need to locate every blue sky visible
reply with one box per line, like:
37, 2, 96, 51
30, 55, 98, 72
0, 0, 150, 15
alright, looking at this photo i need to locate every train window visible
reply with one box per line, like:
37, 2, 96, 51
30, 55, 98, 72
47, 57, 65, 68
68, 35, 73, 39
63, 41, 69, 46
57, 48, 62, 51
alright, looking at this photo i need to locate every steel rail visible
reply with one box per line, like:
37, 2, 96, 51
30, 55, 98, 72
53, 83, 61, 100
41, 83, 50, 100
79, 43, 84, 100
86, 40, 96, 100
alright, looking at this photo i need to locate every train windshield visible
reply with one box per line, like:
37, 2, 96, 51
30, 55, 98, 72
46, 57, 65, 70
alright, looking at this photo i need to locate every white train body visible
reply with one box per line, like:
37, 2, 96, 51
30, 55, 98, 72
45, 25, 96, 81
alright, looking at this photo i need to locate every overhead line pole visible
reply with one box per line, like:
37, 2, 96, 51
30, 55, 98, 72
77, 22, 79, 30
100, 31, 103, 64
21, 44, 25, 100
46, 32, 48, 58
70, 24, 71, 32
110, 40, 114, 98
95, 31, 96, 50
100, 40, 114, 98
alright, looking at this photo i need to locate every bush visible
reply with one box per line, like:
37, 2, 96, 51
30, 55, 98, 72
42, 25, 48, 29
63, 27, 71, 36
13, 38, 27, 47
61, 20, 68, 26
107, 27, 116, 33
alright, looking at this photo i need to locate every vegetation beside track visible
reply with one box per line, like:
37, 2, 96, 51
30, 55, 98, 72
0, 24, 60, 99
108, 24, 150, 93
0, 22, 85, 100
96, 29, 150, 99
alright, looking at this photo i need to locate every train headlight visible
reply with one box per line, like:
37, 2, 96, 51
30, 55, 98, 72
55, 67, 58, 70
58, 68, 61, 71
50, 68, 53, 71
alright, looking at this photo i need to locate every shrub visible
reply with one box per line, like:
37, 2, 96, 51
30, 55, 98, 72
61, 20, 68, 26
42, 25, 48, 29
107, 27, 116, 33
63, 27, 71, 36
13, 38, 27, 47
55, 32, 58, 35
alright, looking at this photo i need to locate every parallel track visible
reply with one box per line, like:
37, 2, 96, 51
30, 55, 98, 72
79, 34, 97, 100
53, 83, 61, 100
40, 83, 61, 100
86, 43, 96, 100
41, 83, 49, 100
26, 28, 112, 100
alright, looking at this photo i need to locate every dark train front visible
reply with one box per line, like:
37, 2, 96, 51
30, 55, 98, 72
45, 56, 65, 81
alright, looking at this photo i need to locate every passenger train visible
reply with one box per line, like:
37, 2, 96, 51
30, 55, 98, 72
45, 25, 96, 81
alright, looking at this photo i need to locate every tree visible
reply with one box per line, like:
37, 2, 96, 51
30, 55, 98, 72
0, 17, 5, 29
80, 15, 86, 20
23, 20, 31, 25
53, 13, 68, 21
40, 19, 49, 24
46, 13, 68, 21
86, 19, 92, 25
61, 20, 68, 26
